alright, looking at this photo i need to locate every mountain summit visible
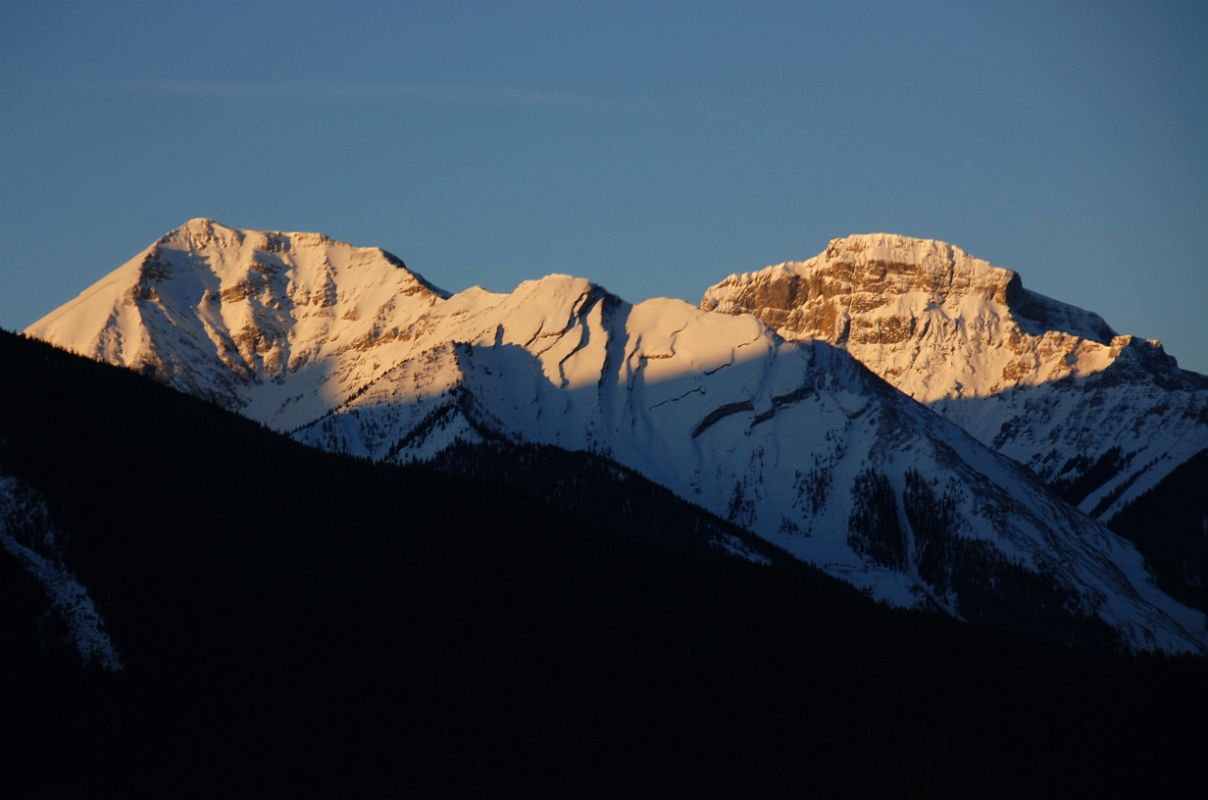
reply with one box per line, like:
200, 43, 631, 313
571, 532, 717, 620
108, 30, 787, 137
27, 218, 448, 420
702, 233, 1208, 523
23, 222, 1207, 651
704, 233, 1136, 401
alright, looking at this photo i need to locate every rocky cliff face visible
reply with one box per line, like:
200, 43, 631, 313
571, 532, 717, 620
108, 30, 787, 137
702, 233, 1208, 522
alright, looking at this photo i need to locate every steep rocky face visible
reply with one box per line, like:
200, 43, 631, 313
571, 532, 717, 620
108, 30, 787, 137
702, 233, 1124, 401
702, 233, 1208, 523
24, 221, 1206, 651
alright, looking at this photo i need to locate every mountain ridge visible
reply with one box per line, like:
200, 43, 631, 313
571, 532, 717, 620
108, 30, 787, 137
23, 221, 1208, 651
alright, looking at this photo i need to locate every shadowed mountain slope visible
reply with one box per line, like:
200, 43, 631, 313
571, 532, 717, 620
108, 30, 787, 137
2, 329, 1207, 797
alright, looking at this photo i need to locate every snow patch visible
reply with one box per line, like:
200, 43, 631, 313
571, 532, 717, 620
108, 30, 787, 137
0, 476, 123, 671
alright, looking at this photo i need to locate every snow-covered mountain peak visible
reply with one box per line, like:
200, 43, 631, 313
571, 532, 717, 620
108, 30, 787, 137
711, 233, 1018, 312
824, 232, 1001, 276
159, 216, 247, 250
703, 233, 1132, 401
26, 221, 450, 416
702, 235, 1208, 523
510, 273, 598, 302
24, 223, 1208, 651
146, 218, 444, 295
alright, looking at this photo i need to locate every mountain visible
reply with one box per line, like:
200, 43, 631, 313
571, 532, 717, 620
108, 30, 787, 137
4, 328, 1207, 797
703, 233, 1208, 607
24, 219, 1206, 651
27, 217, 449, 417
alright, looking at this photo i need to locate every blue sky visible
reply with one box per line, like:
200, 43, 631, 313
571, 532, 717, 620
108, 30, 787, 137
3, 1, 1206, 370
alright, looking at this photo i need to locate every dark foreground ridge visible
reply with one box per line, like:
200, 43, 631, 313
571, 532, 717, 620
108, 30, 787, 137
1, 329, 1205, 797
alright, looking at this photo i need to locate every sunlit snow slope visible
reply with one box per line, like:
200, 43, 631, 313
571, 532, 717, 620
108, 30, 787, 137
26, 220, 1206, 651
